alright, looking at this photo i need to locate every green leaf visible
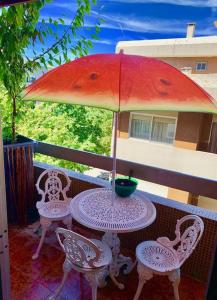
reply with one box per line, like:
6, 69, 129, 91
38, 32, 44, 44
53, 58, 60, 65
52, 47, 59, 54
59, 18, 65, 25
0, 0, 100, 141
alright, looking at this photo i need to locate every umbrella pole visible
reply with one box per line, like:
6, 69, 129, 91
111, 112, 118, 205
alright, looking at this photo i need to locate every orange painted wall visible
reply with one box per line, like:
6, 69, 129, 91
159, 57, 217, 74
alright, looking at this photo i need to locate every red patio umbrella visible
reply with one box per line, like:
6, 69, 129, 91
22, 52, 217, 201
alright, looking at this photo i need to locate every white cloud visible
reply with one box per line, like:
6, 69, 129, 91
91, 11, 217, 35
93, 39, 114, 45
100, 16, 185, 34
40, 11, 217, 37
39, 1, 217, 37
44, 1, 77, 11
105, 0, 217, 7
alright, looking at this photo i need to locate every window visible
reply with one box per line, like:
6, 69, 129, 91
130, 114, 176, 144
196, 62, 207, 71
130, 115, 152, 140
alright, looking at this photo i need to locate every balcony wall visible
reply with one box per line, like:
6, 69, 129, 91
34, 159, 217, 284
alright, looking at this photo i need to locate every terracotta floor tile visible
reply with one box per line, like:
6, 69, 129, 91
9, 225, 206, 300
12, 280, 51, 300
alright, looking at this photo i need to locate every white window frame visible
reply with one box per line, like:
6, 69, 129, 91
196, 61, 207, 71
128, 112, 177, 145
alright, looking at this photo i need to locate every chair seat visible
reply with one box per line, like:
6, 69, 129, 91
73, 239, 112, 270
38, 201, 70, 219
136, 241, 180, 272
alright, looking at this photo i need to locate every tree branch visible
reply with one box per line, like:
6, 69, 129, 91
28, 11, 80, 64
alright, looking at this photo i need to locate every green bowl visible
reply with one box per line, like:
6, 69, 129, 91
113, 177, 138, 197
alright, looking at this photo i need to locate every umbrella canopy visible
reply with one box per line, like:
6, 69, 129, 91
22, 52, 217, 203
23, 53, 217, 113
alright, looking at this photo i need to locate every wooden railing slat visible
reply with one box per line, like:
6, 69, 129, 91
34, 141, 217, 199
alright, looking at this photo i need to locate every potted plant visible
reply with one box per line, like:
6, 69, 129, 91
114, 176, 138, 197
0, 1, 101, 224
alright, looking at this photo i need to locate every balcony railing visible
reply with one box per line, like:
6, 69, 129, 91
35, 141, 217, 199
33, 141, 217, 291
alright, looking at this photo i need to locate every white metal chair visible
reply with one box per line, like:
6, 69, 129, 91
32, 169, 73, 260
49, 227, 121, 300
133, 215, 204, 300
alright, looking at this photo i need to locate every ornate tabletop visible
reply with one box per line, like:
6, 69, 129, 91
70, 188, 156, 233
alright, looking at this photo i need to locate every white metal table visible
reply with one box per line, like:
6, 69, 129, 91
70, 188, 156, 288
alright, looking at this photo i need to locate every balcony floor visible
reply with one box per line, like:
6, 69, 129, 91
9, 223, 206, 300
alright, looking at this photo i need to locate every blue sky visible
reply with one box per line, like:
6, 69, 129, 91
38, 0, 217, 54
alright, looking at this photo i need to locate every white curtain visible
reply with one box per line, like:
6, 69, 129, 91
131, 114, 175, 144
151, 117, 175, 144
130, 115, 151, 139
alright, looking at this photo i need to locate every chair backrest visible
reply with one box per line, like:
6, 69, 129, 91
172, 215, 204, 266
56, 227, 101, 269
36, 169, 71, 205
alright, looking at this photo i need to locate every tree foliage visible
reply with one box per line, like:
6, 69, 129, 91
0, 0, 113, 173
0, 82, 113, 172
0, 0, 99, 141
17, 102, 113, 172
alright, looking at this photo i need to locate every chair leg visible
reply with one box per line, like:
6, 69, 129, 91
63, 215, 72, 230
109, 269, 125, 290
85, 272, 99, 300
49, 259, 71, 300
133, 263, 153, 300
32, 217, 51, 260
49, 271, 70, 300
168, 269, 180, 300
91, 283, 97, 300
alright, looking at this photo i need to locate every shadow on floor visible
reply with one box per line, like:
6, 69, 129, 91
9, 223, 206, 300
